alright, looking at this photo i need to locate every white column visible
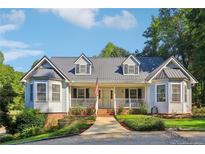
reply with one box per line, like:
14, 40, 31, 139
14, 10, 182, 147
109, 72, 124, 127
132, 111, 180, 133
95, 95, 98, 115
114, 87, 116, 115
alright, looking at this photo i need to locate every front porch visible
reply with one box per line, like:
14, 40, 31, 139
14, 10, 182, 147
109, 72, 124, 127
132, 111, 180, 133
69, 84, 146, 114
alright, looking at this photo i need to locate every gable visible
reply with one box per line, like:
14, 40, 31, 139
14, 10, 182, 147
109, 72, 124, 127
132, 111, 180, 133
21, 56, 69, 82
75, 56, 90, 65
146, 56, 198, 84
122, 55, 140, 65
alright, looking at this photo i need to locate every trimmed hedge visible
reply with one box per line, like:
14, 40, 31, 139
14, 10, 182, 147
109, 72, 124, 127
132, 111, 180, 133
116, 115, 165, 131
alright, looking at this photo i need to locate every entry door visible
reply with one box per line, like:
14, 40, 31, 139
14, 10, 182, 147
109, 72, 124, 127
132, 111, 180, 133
101, 89, 112, 108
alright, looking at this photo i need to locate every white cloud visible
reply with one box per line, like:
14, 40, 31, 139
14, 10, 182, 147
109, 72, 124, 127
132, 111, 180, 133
0, 9, 25, 34
3, 49, 43, 62
0, 39, 29, 49
100, 11, 137, 30
43, 9, 98, 29
39, 9, 137, 30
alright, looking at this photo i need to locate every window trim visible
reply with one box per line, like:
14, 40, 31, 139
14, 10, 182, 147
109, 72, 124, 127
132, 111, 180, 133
35, 82, 47, 103
51, 83, 61, 102
123, 64, 139, 75
155, 83, 166, 103
170, 82, 182, 103
75, 64, 91, 75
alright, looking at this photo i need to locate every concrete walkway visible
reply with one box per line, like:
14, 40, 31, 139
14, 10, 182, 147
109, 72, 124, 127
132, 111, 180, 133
81, 116, 130, 135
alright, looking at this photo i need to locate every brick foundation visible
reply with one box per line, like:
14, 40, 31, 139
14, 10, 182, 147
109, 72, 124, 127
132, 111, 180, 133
45, 113, 67, 128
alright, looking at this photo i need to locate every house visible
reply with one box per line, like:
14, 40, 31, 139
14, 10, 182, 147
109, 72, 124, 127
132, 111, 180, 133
21, 53, 198, 115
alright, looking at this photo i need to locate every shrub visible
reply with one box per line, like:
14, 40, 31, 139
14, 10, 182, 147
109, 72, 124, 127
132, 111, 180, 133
86, 106, 96, 115
138, 103, 148, 115
119, 115, 165, 131
117, 106, 124, 115
13, 108, 46, 133
192, 106, 205, 117
0, 134, 15, 143
20, 126, 43, 138
70, 107, 82, 115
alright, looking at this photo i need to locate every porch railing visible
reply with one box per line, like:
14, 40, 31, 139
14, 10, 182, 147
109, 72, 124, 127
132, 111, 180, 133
116, 98, 145, 109
70, 98, 96, 108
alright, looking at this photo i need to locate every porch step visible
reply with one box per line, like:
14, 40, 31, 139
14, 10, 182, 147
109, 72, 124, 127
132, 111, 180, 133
97, 109, 114, 116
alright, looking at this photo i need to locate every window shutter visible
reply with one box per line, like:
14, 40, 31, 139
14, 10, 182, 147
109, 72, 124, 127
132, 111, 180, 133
73, 88, 77, 98
110, 90, 113, 99
87, 64, 90, 74
125, 89, 129, 98
138, 88, 142, 99
124, 64, 128, 74
135, 65, 139, 74
86, 88, 89, 98
76, 64, 79, 73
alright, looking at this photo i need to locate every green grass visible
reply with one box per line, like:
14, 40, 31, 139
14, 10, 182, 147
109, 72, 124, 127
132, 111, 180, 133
164, 118, 205, 130
116, 115, 205, 131
116, 115, 165, 131
1, 116, 95, 145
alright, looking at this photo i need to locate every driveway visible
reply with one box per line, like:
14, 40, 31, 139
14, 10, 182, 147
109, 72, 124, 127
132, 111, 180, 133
23, 116, 205, 145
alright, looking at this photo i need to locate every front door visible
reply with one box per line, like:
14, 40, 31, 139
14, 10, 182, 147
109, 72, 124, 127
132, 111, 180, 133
99, 89, 113, 108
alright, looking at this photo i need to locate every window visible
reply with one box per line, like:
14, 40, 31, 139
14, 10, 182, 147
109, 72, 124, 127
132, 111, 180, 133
128, 65, 135, 74
80, 65, 86, 73
157, 85, 166, 102
52, 84, 60, 102
130, 89, 137, 98
184, 85, 187, 102
78, 89, 85, 98
30, 84, 33, 101
37, 83, 46, 102
171, 84, 181, 103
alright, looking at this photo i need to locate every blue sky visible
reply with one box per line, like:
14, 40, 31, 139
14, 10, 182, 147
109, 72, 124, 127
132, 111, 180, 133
0, 8, 159, 72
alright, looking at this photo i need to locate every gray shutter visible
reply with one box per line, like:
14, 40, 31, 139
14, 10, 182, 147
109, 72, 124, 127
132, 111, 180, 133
124, 64, 128, 74
76, 64, 79, 73
73, 88, 77, 98
138, 88, 142, 99
135, 64, 139, 74
125, 89, 129, 98
87, 64, 90, 74
86, 88, 89, 98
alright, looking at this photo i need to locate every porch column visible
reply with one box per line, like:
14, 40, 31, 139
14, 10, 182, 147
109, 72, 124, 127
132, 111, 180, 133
114, 87, 116, 115
95, 95, 98, 115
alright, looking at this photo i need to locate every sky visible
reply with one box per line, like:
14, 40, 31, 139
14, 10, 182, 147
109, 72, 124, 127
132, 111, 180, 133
0, 8, 159, 72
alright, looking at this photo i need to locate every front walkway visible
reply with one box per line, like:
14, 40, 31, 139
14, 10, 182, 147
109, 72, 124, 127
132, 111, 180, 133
81, 116, 130, 135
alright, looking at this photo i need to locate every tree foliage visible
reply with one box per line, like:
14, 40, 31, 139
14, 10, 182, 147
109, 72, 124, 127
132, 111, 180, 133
142, 8, 205, 104
0, 51, 4, 64
99, 42, 130, 57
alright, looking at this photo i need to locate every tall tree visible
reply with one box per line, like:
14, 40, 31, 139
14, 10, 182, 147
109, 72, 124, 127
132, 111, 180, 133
0, 51, 4, 64
142, 9, 193, 68
99, 42, 130, 57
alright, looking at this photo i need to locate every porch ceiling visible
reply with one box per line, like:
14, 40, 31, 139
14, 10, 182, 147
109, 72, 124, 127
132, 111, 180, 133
69, 83, 146, 87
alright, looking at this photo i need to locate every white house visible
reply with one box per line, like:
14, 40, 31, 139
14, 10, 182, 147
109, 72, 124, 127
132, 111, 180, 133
21, 54, 197, 115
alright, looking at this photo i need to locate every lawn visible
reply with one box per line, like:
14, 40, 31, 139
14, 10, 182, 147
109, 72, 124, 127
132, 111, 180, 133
0, 116, 95, 145
164, 118, 205, 130
116, 115, 205, 131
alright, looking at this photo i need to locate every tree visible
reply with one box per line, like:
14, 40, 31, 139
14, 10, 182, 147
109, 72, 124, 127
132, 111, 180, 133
0, 84, 17, 133
0, 51, 4, 64
99, 42, 130, 57
31, 59, 39, 68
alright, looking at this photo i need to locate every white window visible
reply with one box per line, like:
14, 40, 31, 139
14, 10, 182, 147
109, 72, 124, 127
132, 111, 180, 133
171, 84, 181, 103
37, 83, 47, 102
156, 84, 166, 102
128, 65, 135, 74
52, 84, 60, 102
80, 65, 86, 73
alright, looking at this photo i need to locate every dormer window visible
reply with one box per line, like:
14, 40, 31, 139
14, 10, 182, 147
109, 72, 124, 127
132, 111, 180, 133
74, 54, 92, 75
122, 55, 140, 75
124, 64, 139, 75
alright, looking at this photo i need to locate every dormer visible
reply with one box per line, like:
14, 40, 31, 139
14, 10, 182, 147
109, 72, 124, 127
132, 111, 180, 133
122, 55, 140, 75
74, 53, 92, 75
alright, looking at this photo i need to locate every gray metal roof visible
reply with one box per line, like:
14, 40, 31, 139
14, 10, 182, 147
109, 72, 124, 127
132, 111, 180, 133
50, 56, 164, 83
164, 68, 188, 79
31, 68, 62, 79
